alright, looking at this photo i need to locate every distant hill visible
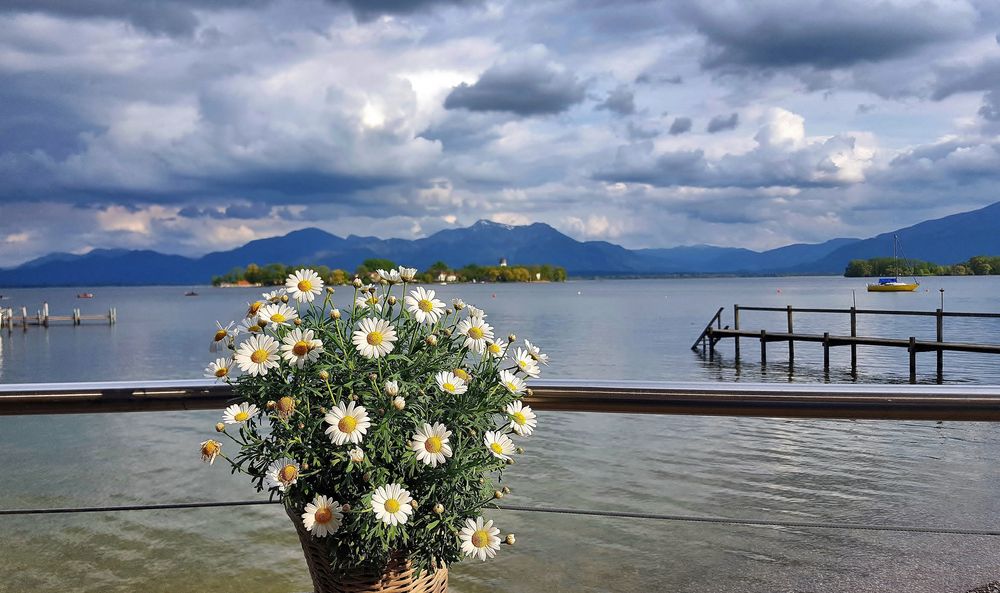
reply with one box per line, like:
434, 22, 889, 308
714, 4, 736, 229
3, 202, 1000, 286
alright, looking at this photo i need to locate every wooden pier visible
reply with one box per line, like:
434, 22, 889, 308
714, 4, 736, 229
0, 303, 116, 331
692, 305, 1000, 384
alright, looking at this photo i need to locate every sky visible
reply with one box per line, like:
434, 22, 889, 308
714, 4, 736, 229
1, 0, 1000, 267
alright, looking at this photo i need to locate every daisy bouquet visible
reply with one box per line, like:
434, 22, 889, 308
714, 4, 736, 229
199, 267, 547, 578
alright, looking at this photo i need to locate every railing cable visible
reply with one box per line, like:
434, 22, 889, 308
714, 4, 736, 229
2, 500, 999, 537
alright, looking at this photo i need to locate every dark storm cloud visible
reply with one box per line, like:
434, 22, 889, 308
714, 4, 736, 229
444, 59, 587, 116
668, 117, 692, 135
595, 85, 635, 116
635, 73, 683, 85
336, 0, 479, 21
678, 0, 969, 70
706, 113, 738, 133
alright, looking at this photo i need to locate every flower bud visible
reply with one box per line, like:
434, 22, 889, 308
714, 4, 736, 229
493, 490, 504, 499
301, 462, 309, 470
502, 486, 511, 494
504, 534, 516, 545
384, 380, 400, 397
393, 396, 406, 410
330, 308, 341, 320
508, 334, 516, 343
388, 295, 397, 306
352, 277, 363, 288
276, 396, 295, 419
410, 499, 419, 509
349, 448, 364, 463
505, 458, 515, 465
516, 447, 525, 455
215, 422, 226, 432
281, 295, 289, 303
442, 328, 452, 337
349, 393, 357, 401
452, 298, 465, 310
326, 286, 335, 294
369, 372, 378, 381
266, 400, 276, 410
445, 308, 453, 315
341, 503, 351, 512
433, 503, 444, 515
293, 318, 302, 326
319, 370, 330, 381
526, 388, 533, 397
297, 422, 305, 430
425, 335, 438, 346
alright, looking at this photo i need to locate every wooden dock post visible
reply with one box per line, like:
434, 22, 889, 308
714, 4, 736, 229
20, 306, 27, 329
109, 308, 117, 325
850, 307, 857, 377
909, 337, 917, 383
42, 302, 49, 328
760, 330, 767, 365
936, 308, 944, 384
733, 305, 741, 362
786, 305, 794, 366
823, 332, 830, 376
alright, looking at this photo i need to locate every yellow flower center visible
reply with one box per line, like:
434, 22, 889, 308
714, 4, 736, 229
314, 507, 333, 524
490, 442, 504, 454
518, 360, 528, 369
292, 341, 310, 356
297, 279, 312, 292
511, 411, 527, 425
213, 329, 228, 341
250, 349, 270, 364
338, 416, 358, 433
488, 343, 501, 354
279, 464, 298, 483
471, 529, 490, 548
234, 411, 249, 422
270, 313, 286, 323
277, 396, 294, 414
214, 367, 228, 378
201, 441, 220, 456
248, 302, 262, 315
367, 296, 378, 305
418, 299, 434, 312
424, 436, 443, 453
367, 331, 383, 346
384, 498, 401, 514
506, 382, 519, 392
467, 327, 484, 340
442, 382, 456, 393
248, 324, 262, 333
454, 369, 470, 381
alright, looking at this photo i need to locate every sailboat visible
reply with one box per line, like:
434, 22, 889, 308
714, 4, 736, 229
867, 234, 919, 292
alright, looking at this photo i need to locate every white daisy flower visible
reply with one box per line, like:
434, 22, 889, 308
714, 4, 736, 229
512, 347, 541, 378
302, 495, 343, 538
435, 371, 467, 395
200, 439, 222, 465
371, 483, 413, 526
384, 380, 400, 397
398, 267, 417, 282
377, 268, 401, 283
237, 317, 263, 335
404, 287, 445, 324
505, 401, 537, 436
258, 302, 298, 327
222, 402, 260, 424
234, 334, 280, 376
262, 288, 286, 302
451, 298, 465, 310
524, 339, 549, 365
349, 448, 365, 463
484, 431, 516, 461
409, 423, 453, 467
210, 321, 236, 352
324, 401, 371, 445
352, 317, 397, 359
355, 293, 383, 312
264, 458, 300, 492
459, 516, 501, 561
280, 328, 324, 368
286, 269, 324, 303
485, 340, 507, 359
467, 305, 487, 318
456, 316, 494, 353
205, 357, 235, 381
498, 370, 526, 394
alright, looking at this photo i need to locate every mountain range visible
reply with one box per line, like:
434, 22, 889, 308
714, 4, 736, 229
3, 201, 1000, 286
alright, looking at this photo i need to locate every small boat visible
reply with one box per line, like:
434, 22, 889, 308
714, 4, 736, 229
867, 234, 919, 292
184, 290, 199, 297
77, 293, 94, 299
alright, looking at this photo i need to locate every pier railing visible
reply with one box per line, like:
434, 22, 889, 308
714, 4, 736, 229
693, 304, 1000, 383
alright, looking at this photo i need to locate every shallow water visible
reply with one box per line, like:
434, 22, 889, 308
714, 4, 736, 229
1, 277, 999, 592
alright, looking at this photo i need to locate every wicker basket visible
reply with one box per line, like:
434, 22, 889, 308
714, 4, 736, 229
286, 506, 448, 593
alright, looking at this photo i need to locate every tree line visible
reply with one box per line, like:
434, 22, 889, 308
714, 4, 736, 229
844, 255, 1000, 277
211, 259, 567, 286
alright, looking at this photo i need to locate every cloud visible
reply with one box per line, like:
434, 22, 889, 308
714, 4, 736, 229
668, 117, 692, 135
706, 112, 739, 133
595, 84, 635, 116
444, 54, 587, 116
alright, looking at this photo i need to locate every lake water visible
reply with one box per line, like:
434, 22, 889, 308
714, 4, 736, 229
2, 277, 1000, 592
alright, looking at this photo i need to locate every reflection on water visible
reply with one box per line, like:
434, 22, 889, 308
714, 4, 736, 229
2, 277, 1000, 592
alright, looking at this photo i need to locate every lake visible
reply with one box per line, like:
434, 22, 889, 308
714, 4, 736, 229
2, 276, 1000, 592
